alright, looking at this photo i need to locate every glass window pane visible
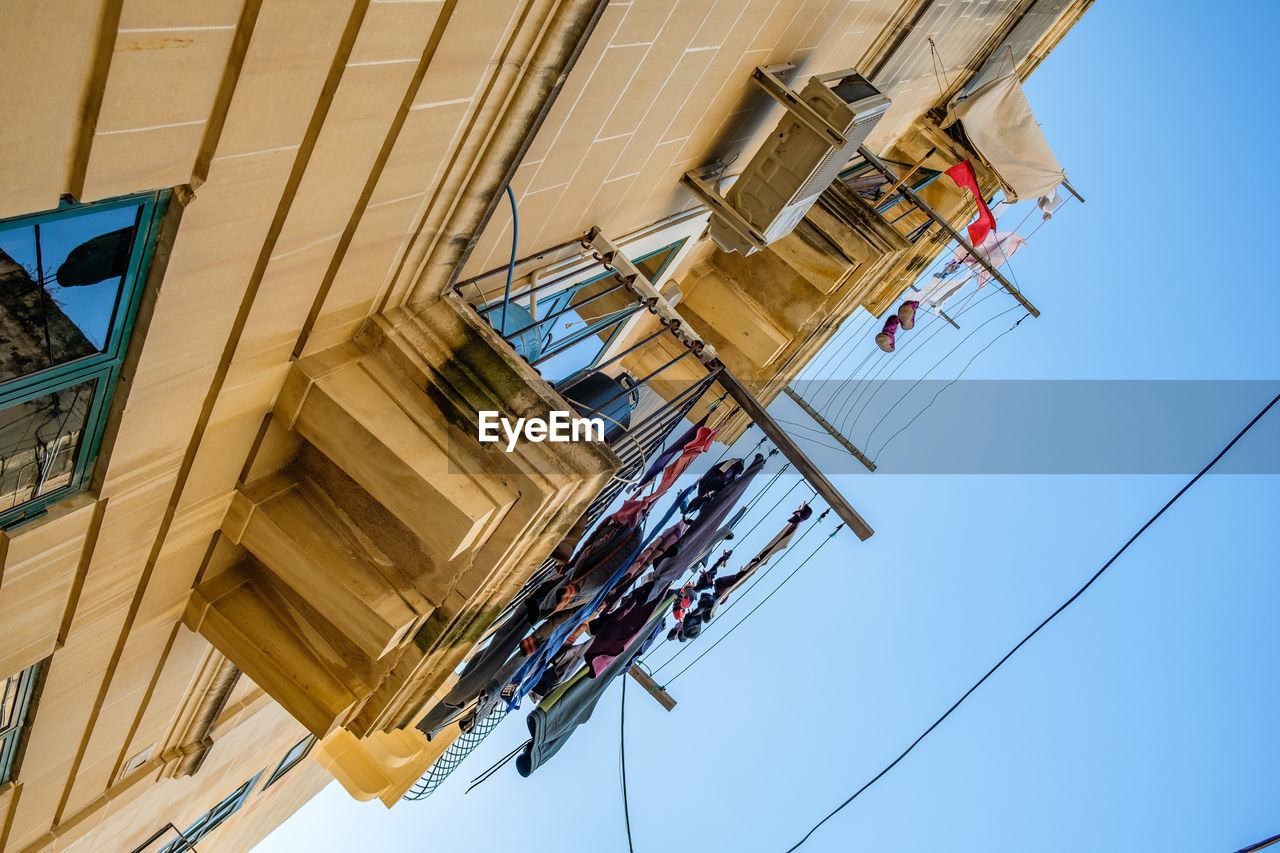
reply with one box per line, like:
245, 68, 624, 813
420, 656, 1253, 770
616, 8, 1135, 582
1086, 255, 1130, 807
0, 380, 97, 512
0, 205, 140, 382
0, 673, 19, 731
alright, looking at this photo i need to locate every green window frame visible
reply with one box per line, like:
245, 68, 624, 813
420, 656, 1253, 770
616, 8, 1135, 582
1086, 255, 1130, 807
0, 190, 169, 529
525, 238, 687, 375
152, 770, 264, 853
263, 734, 316, 789
0, 661, 42, 784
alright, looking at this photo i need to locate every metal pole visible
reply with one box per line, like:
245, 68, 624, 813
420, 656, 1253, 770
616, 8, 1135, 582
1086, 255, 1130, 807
783, 387, 876, 472
716, 368, 874, 541
453, 235, 583, 291
876, 146, 936, 207
857, 145, 1040, 318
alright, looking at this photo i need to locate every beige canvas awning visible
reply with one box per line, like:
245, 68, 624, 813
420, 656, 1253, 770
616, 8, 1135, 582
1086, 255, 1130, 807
943, 73, 1065, 203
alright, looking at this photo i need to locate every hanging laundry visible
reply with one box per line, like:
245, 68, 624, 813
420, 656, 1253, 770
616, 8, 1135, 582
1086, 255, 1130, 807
631, 414, 708, 493
687, 456, 744, 514
416, 513, 644, 738
598, 519, 687, 612
582, 453, 764, 673
609, 493, 657, 526
503, 483, 699, 707
707, 503, 812, 618
516, 593, 674, 777
583, 577, 672, 676
942, 73, 1065, 202
1037, 187, 1066, 220
944, 160, 996, 247
954, 230, 1027, 287
528, 516, 646, 617
910, 261, 968, 315
668, 504, 812, 640
646, 455, 762, 597
649, 422, 723, 501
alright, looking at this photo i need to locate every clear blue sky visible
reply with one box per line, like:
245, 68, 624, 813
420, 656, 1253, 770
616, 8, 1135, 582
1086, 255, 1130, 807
258, 3, 1280, 851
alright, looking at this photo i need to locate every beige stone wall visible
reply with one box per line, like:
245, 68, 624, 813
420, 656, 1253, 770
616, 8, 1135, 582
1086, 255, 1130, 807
457, 0, 1089, 282
1, 1, 616, 849
0, 0, 1090, 850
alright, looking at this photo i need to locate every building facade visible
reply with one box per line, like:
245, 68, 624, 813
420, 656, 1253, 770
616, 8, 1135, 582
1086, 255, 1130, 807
0, 1, 1090, 850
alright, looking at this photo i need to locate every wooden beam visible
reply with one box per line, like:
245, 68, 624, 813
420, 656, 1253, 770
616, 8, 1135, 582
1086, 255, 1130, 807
629, 667, 676, 710
857, 145, 1040, 319
716, 368, 874, 541
783, 387, 876, 472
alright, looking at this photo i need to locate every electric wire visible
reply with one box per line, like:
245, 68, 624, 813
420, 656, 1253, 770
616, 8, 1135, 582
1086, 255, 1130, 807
619, 677, 635, 853
780, 390, 1280, 852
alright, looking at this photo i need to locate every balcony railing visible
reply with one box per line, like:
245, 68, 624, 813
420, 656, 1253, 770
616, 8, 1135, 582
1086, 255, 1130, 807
452, 228, 727, 614
454, 230, 721, 527
839, 153, 941, 244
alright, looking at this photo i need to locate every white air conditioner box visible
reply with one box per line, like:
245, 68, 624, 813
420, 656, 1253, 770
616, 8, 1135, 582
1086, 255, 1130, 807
710, 71, 890, 255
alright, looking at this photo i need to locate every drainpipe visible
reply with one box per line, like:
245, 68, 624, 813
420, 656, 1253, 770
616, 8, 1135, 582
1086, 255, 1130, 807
170, 658, 241, 778
406, 0, 611, 306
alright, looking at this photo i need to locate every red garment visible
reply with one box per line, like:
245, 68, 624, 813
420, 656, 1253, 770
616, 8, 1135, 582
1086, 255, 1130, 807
651, 425, 721, 500
609, 494, 656, 526
945, 160, 996, 247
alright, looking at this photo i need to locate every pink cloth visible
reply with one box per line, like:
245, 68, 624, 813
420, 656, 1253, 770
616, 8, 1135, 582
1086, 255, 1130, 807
954, 230, 1027, 287
651, 425, 721, 500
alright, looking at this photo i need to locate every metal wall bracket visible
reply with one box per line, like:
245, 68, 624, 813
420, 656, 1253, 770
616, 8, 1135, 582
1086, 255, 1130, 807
679, 170, 767, 252
750, 64, 850, 148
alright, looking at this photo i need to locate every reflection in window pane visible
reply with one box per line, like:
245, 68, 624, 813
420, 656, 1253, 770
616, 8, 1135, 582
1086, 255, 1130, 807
0, 204, 139, 382
0, 673, 20, 730
0, 380, 96, 511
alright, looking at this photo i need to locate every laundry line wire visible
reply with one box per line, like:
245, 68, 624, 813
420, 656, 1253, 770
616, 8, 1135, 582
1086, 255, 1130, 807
813, 189, 1071, 416
857, 298, 1019, 453
831, 283, 991, 438
662, 519, 845, 687
870, 309, 1028, 463
647, 502, 832, 679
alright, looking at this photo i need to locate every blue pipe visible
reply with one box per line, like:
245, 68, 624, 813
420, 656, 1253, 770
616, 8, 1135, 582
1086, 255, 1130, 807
500, 185, 518, 335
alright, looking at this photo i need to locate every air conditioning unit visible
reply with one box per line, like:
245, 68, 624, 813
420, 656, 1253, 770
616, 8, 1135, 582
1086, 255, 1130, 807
689, 67, 890, 256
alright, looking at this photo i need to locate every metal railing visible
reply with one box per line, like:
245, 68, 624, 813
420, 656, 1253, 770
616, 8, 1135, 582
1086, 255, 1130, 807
399, 237, 729, 800
455, 229, 727, 609
839, 154, 941, 244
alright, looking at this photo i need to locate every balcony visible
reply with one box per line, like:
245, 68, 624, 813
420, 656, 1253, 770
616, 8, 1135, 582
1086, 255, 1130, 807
184, 292, 620, 742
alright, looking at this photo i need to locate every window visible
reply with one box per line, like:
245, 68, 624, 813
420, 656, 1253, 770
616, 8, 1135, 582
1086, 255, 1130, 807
0, 662, 42, 784
263, 734, 316, 789
0, 191, 168, 528
151, 771, 263, 853
518, 239, 687, 381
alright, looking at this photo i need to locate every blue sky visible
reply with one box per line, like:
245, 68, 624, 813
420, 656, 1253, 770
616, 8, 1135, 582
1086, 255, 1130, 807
258, 3, 1280, 851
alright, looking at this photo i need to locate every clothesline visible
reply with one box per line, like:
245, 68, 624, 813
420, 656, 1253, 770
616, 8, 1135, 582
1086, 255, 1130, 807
662, 521, 845, 688
645, 501, 829, 678
796, 191, 1072, 451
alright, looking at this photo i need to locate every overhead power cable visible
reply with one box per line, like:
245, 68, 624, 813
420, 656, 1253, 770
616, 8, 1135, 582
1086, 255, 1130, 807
620, 676, 635, 853
1235, 832, 1280, 853
782, 390, 1280, 852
